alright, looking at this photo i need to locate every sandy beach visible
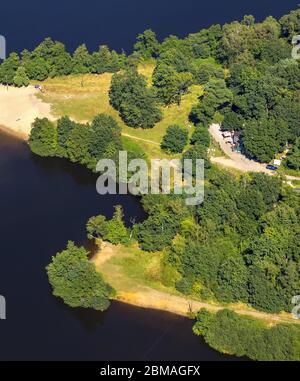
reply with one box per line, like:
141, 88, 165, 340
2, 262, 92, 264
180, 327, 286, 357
0, 85, 52, 139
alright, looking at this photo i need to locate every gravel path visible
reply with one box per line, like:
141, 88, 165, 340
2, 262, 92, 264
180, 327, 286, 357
209, 124, 300, 181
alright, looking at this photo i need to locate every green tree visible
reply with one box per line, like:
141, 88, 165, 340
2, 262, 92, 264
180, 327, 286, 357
285, 138, 300, 170
0, 52, 20, 85
268, 59, 300, 91
248, 266, 284, 313
243, 118, 289, 162
190, 125, 211, 147
72, 44, 91, 74
250, 173, 281, 207
91, 45, 123, 73
13, 66, 29, 87
32, 39, 73, 77
24, 57, 48, 80
187, 24, 222, 59
136, 213, 179, 252
56, 116, 76, 156
47, 241, 114, 311
105, 205, 129, 244
161, 125, 188, 153
109, 69, 162, 128
29, 118, 57, 157
66, 122, 91, 165
191, 62, 224, 85
260, 38, 291, 64
87, 207, 129, 245
272, 95, 300, 138
215, 256, 248, 302
280, 7, 300, 39
88, 114, 122, 163
49, 43, 73, 77
183, 143, 211, 169
221, 110, 244, 131
134, 29, 160, 59
153, 63, 193, 105
237, 187, 267, 220
189, 96, 216, 126
86, 215, 108, 240
190, 79, 232, 126
158, 48, 192, 72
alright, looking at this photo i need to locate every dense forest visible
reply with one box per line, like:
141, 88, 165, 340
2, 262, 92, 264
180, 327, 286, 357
16, 6, 300, 360
193, 309, 300, 361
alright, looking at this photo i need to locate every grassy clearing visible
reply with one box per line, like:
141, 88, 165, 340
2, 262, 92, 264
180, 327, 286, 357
121, 85, 202, 145
94, 242, 177, 294
36, 63, 203, 159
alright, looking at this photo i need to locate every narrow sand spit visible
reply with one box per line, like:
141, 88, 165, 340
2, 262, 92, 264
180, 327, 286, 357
0, 85, 52, 138
92, 242, 299, 325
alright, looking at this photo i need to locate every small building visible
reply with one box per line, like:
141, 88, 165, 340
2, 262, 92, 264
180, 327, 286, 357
233, 131, 241, 144
273, 159, 282, 167
222, 131, 231, 139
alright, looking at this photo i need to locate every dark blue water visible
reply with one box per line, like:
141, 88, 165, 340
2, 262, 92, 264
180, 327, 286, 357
0, 132, 242, 361
1, 0, 299, 54
1, 0, 293, 360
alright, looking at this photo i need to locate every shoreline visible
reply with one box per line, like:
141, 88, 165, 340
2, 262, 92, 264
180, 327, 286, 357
0, 85, 52, 138
92, 242, 300, 325
113, 287, 299, 325
0, 124, 29, 140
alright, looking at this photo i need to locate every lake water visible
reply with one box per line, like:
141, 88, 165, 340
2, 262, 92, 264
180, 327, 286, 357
0, 131, 240, 360
1, 0, 295, 361
1, 0, 299, 55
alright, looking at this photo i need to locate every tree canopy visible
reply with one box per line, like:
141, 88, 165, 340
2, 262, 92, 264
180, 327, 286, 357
47, 241, 115, 311
109, 69, 162, 128
161, 125, 188, 153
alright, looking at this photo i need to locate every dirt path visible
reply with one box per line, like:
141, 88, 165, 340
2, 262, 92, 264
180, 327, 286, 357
0, 85, 52, 137
210, 124, 272, 174
121, 133, 160, 146
92, 243, 299, 325
209, 123, 300, 181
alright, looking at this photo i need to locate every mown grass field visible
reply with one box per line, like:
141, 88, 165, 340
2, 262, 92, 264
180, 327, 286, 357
36, 62, 203, 159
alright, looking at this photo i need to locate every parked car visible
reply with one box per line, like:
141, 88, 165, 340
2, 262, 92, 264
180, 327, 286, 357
266, 165, 278, 171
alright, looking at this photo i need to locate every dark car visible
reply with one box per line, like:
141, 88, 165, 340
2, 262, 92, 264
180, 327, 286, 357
266, 165, 278, 171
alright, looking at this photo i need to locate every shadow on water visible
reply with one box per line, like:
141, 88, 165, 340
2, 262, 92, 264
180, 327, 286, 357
30, 153, 98, 187
54, 297, 108, 333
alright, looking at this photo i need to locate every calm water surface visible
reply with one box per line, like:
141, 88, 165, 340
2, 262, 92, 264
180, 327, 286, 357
1, 0, 292, 360
0, 132, 240, 360
1, 0, 299, 54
